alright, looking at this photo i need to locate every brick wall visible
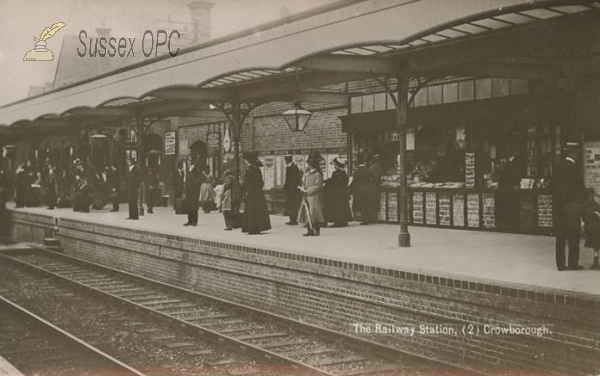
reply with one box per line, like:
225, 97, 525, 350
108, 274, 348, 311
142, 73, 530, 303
249, 107, 347, 153
3, 210, 599, 375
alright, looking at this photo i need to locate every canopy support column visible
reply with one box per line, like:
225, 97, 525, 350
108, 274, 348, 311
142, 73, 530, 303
218, 102, 260, 182
136, 117, 145, 217
396, 73, 410, 247
375, 73, 411, 247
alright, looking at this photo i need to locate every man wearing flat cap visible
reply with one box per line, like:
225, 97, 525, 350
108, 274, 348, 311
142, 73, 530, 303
283, 155, 302, 225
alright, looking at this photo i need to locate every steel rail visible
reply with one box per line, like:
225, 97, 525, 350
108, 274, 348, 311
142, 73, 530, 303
0, 294, 148, 376
0, 251, 336, 376
0, 239, 474, 375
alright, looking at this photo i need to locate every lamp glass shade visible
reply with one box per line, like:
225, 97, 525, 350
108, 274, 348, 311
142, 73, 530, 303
282, 105, 312, 132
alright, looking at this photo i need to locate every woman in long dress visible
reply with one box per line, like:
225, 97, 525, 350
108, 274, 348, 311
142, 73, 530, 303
324, 157, 352, 227
298, 154, 326, 236
199, 166, 215, 213
241, 152, 271, 235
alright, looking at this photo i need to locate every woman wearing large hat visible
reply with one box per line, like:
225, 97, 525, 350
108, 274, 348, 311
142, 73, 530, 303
241, 152, 271, 235
323, 157, 352, 227
297, 152, 326, 236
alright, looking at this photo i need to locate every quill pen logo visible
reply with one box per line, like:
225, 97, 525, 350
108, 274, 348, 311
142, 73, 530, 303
23, 22, 66, 61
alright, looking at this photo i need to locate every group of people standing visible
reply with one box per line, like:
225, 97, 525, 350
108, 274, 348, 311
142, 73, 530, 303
177, 152, 268, 234
283, 152, 383, 236
9, 157, 162, 219
12, 158, 110, 212
123, 158, 162, 220
176, 158, 218, 226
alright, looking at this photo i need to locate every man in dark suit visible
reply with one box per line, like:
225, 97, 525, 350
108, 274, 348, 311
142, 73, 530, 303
173, 162, 185, 203
184, 158, 204, 226
108, 164, 120, 212
15, 164, 28, 208
283, 155, 302, 225
126, 158, 141, 220
553, 146, 586, 271
496, 152, 524, 229
350, 157, 376, 225
368, 154, 384, 223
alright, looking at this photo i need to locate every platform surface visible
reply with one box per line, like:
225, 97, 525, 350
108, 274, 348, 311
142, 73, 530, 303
5, 203, 600, 298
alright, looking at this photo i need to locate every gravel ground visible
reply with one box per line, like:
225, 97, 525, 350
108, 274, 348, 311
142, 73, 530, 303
0, 264, 273, 376
4, 251, 451, 376
0, 306, 112, 375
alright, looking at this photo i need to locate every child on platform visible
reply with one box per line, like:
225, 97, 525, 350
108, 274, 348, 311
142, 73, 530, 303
583, 189, 600, 270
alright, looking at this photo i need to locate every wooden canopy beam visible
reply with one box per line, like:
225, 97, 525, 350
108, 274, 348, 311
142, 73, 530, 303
438, 62, 562, 80
295, 55, 398, 75
68, 107, 135, 117
148, 87, 230, 101
234, 71, 360, 100
262, 90, 350, 104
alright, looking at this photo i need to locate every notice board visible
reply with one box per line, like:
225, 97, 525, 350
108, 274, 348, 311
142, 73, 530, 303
584, 140, 600, 194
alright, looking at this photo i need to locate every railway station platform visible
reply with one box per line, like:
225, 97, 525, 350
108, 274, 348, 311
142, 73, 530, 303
2, 202, 598, 296
2, 203, 599, 374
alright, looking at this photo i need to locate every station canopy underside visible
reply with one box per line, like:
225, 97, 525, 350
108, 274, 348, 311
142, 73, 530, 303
1, 0, 599, 135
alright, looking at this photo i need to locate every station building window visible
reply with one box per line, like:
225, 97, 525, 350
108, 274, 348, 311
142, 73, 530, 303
349, 78, 529, 114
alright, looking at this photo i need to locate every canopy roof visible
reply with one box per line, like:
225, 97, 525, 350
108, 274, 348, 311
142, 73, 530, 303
1, 0, 598, 131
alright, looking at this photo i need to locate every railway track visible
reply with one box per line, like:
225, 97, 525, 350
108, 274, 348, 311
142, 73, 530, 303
0, 293, 146, 376
0, 243, 469, 376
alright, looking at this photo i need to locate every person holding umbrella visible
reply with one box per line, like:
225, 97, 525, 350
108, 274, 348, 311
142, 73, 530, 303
298, 152, 326, 236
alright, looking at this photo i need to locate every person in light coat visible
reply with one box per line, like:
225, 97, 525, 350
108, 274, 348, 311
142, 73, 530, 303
298, 153, 325, 236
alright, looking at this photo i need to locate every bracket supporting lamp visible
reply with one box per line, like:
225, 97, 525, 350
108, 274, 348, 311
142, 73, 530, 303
282, 101, 312, 132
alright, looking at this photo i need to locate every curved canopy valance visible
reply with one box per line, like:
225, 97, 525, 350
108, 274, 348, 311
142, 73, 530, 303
0, 0, 597, 128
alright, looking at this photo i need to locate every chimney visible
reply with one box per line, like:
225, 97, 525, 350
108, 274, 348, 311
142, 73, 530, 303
96, 27, 111, 38
187, 1, 214, 44
95, 26, 112, 75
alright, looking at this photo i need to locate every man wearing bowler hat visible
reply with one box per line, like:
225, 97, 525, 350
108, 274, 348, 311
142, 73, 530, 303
553, 143, 586, 271
283, 155, 302, 225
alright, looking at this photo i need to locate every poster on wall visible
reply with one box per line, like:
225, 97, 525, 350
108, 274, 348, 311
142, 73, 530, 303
179, 139, 189, 156
263, 156, 275, 190
584, 141, 600, 194
465, 152, 475, 188
206, 132, 221, 152
275, 156, 283, 187
407, 129, 415, 151
164, 131, 176, 155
